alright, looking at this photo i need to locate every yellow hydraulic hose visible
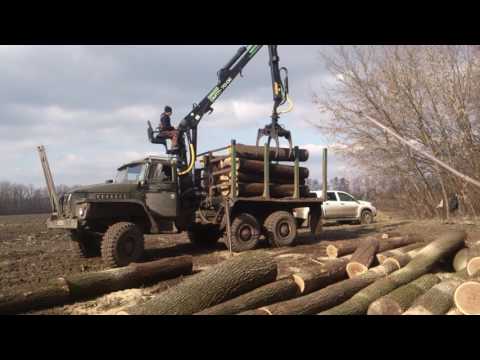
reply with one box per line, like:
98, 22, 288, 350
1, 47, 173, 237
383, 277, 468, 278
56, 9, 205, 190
178, 143, 196, 176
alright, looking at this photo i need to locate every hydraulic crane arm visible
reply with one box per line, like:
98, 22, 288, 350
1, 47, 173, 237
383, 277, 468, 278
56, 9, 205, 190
152, 45, 294, 174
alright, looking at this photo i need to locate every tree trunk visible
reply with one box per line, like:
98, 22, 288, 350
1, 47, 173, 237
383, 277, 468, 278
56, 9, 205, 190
0, 256, 193, 315
376, 243, 425, 264
231, 144, 310, 162
326, 235, 421, 259
403, 276, 467, 315
0, 278, 71, 315
195, 278, 300, 315
454, 281, 480, 315
467, 257, 480, 277
65, 256, 193, 300
367, 274, 441, 315
237, 309, 270, 315
319, 231, 466, 315
292, 258, 350, 294
222, 158, 309, 179
261, 258, 403, 315
346, 238, 379, 278
453, 246, 480, 272
217, 171, 304, 185
121, 252, 277, 315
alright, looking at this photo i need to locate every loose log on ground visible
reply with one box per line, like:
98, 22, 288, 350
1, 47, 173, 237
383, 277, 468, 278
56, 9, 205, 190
326, 235, 421, 259
367, 274, 441, 315
121, 251, 277, 315
403, 276, 467, 315
319, 231, 466, 315
454, 281, 480, 315
292, 258, 350, 295
467, 257, 480, 276
446, 307, 464, 315
0, 278, 71, 315
261, 258, 403, 315
346, 238, 379, 278
237, 309, 270, 315
376, 243, 425, 264
220, 182, 310, 198
0, 256, 193, 315
222, 158, 309, 179
453, 246, 480, 272
231, 144, 309, 162
195, 278, 300, 315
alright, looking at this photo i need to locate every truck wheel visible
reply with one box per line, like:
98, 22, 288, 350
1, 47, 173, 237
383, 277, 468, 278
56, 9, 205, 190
70, 230, 101, 258
188, 224, 222, 248
265, 211, 298, 247
101, 222, 144, 268
360, 210, 374, 225
229, 213, 261, 252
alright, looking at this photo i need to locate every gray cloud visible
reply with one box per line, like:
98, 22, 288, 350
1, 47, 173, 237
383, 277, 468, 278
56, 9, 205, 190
0, 45, 346, 187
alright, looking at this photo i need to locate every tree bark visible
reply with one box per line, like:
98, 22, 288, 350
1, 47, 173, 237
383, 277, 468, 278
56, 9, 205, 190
346, 238, 379, 278
319, 231, 466, 315
195, 278, 300, 315
403, 276, 467, 315
232, 144, 309, 162
376, 243, 425, 264
0, 278, 71, 315
454, 281, 480, 315
453, 246, 480, 272
261, 258, 403, 315
222, 158, 309, 179
121, 252, 277, 315
0, 256, 193, 315
217, 171, 304, 185
367, 274, 441, 315
292, 258, 350, 294
237, 309, 270, 315
326, 235, 421, 259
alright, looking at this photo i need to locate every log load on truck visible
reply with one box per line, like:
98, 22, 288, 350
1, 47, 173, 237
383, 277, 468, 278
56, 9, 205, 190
38, 45, 324, 268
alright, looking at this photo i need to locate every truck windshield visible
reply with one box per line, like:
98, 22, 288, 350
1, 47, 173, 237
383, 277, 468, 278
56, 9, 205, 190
115, 163, 147, 184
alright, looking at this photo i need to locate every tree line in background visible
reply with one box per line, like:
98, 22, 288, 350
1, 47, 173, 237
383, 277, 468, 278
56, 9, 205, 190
315, 45, 480, 220
0, 182, 75, 216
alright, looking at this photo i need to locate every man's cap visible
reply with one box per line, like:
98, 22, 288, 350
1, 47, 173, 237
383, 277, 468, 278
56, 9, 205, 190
165, 105, 173, 113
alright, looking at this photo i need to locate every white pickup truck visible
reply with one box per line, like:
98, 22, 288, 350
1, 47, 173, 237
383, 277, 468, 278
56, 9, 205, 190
295, 190, 377, 225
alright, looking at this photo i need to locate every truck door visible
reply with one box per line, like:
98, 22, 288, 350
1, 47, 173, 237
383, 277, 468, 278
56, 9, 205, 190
322, 191, 342, 219
145, 162, 178, 218
337, 192, 359, 218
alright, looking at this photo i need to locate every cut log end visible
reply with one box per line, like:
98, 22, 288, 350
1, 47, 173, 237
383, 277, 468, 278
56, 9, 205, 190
367, 298, 403, 315
467, 257, 480, 277
346, 262, 368, 278
376, 254, 387, 264
454, 281, 480, 315
383, 257, 402, 270
292, 274, 306, 293
326, 245, 338, 259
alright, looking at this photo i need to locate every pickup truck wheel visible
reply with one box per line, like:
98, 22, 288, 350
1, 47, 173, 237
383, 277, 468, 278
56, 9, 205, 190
360, 210, 374, 225
229, 213, 261, 252
69, 230, 100, 258
265, 211, 298, 248
187, 224, 222, 248
101, 222, 144, 268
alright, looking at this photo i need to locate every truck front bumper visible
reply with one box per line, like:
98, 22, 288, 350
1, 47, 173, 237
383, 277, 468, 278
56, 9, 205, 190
47, 216, 79, 230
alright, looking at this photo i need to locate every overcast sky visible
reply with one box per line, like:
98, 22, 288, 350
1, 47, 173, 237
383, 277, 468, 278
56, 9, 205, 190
0, 45, 352, 187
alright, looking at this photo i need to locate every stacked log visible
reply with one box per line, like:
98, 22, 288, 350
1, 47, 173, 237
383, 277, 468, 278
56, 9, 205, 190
346, 238, 379, 278
203, 144, 311, 199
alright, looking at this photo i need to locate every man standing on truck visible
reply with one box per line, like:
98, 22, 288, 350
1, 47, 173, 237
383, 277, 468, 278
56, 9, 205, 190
159, 106, 179, 151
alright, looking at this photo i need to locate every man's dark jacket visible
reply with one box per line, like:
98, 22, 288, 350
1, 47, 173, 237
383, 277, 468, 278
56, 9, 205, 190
160, 113, 174, 131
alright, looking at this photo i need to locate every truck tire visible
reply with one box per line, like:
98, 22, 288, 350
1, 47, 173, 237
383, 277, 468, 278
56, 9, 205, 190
265, 211, 298, 248
360, 210, 374, 225
101, 222, 144, 268
229, 213, 261, 252
69, 230, 101, 258
187, 224, 222, 248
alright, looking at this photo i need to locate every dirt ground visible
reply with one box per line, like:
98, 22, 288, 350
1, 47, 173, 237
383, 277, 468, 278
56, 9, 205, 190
0, 212, 478, 315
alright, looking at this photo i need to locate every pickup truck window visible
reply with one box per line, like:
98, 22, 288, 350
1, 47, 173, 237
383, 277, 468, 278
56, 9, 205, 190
327, 192, 337, 201
338, 192, 356, 202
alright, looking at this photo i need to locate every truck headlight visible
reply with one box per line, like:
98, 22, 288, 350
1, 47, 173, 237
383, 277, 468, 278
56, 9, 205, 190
77, 204, 88, 219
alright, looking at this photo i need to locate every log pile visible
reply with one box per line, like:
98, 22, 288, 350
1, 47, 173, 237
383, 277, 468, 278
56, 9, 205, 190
202, 143, 311, 199
3, 230, 479, 316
